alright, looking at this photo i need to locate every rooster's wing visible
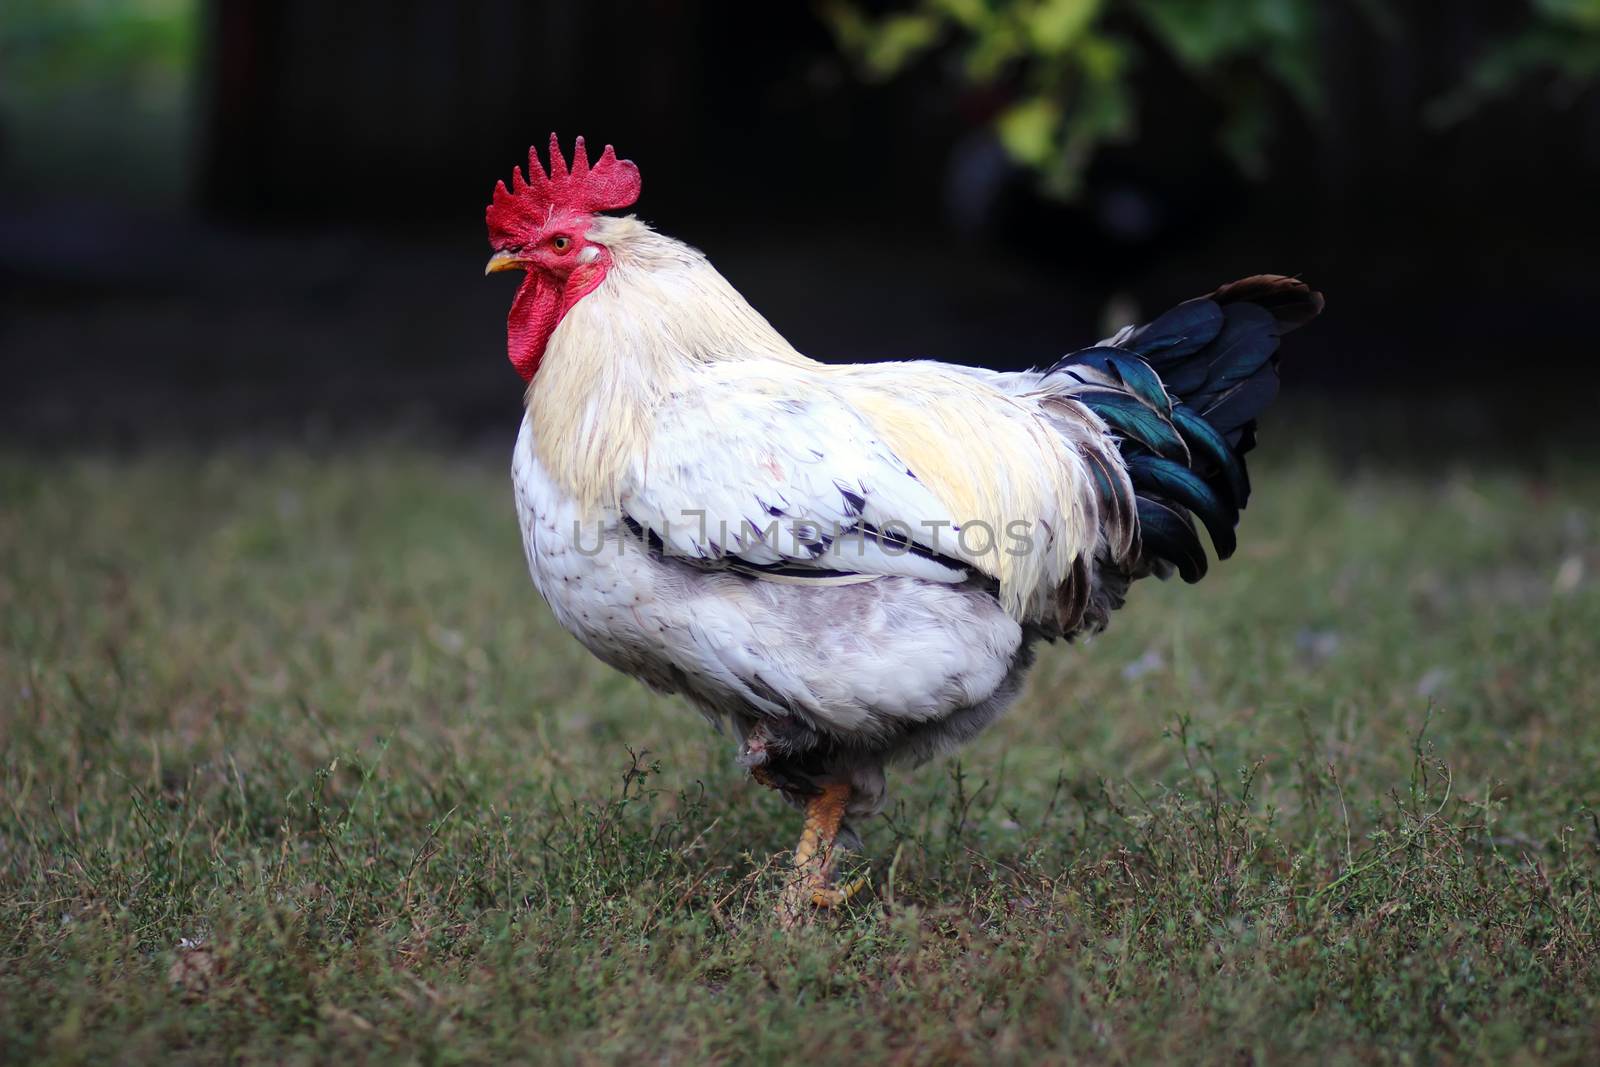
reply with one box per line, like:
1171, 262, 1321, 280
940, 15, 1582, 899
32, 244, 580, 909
621, 362, 981, 586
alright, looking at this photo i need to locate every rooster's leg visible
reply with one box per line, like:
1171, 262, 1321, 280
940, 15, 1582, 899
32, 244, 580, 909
778, 781, 867, 922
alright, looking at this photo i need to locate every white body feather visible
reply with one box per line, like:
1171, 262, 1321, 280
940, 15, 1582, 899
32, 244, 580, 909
513, 414, 1033, 815
510, 215, 1138, 813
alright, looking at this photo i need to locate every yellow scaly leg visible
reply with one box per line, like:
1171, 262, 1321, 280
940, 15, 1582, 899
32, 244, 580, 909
777, 781, 867, 924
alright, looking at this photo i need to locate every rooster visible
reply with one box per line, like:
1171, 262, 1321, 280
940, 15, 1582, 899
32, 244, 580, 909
484, 136, 1322, 918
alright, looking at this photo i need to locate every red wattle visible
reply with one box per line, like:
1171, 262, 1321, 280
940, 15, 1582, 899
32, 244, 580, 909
505, 263, 609, 382
507, 274, 560, 381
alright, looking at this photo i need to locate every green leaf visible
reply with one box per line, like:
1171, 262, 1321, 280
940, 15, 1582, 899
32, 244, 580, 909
1025, 0, 1102, 55
820, 3, 947, 80
1133, 0, 1257, 68
1078, 30, 1129, 84
997, 94, 1063, 166
965, 20, 1026, 79
862, 11, 945, 78
930, 0, 993, 31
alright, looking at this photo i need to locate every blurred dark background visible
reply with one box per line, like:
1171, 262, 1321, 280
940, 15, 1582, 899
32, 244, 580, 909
3, 0, 1598, 455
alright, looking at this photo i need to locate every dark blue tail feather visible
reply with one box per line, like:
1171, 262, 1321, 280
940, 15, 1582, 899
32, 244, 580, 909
1050, 275, 1322, 583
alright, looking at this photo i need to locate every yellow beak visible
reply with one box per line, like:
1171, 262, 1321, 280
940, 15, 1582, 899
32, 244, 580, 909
484, 250, 527, 276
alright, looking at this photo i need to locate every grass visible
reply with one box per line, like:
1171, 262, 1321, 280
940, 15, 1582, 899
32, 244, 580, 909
2, 439, 1599, 1064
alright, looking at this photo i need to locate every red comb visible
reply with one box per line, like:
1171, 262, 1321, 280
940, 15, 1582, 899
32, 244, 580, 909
486, 134, 640, 244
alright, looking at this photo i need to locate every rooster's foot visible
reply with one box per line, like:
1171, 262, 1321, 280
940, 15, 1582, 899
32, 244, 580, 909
776, 781, 867, 926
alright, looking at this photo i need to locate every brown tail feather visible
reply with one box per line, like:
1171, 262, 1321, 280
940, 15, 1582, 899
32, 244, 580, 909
1209, 275, 1325, 333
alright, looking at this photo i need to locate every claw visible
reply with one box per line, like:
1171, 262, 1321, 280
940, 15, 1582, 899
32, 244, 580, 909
774, 781, 867, 926
809, 873, 869, 908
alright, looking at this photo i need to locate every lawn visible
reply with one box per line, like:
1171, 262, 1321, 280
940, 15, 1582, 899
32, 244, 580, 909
2, 438, 1598, 1063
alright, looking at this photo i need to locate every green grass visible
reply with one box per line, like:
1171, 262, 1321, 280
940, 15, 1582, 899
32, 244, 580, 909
3, 442, 1599, 1064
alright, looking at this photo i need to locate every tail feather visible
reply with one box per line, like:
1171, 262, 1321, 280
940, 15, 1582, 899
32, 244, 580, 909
1211, 274, 1326, 332
1124, 455, 1237, 560
1135, 498, 1207, 583
1070, 388, 1190, 463
1198, 369, 1280, 447
1173, 303, 1279, 419
1064, 347, 1173, 416
1170, 404, 1248, 509
1108, 298, 1225, 363
1046, 275, 1322, 584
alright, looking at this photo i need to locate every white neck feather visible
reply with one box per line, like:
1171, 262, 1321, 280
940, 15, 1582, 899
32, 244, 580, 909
525, 216, 809, 511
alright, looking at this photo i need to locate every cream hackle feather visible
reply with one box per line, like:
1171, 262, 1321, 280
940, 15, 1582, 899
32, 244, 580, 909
525, 215, 1099, 617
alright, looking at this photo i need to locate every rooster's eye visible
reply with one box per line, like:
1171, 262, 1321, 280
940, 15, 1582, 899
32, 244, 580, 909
551, 235, 572, 253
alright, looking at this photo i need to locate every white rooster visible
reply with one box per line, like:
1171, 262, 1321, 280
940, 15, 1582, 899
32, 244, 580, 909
484, 136, 1322, 917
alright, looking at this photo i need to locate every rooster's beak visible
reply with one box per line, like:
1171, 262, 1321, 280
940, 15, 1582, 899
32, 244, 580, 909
484, 250, 527, 276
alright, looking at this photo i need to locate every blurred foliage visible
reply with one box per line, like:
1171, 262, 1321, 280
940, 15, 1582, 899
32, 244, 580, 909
0, 0, 197, 202
823, 0, 1600, 198
823, 0, 1325, 197
0, 0, 194, 93
1428, 0, 1600, 126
